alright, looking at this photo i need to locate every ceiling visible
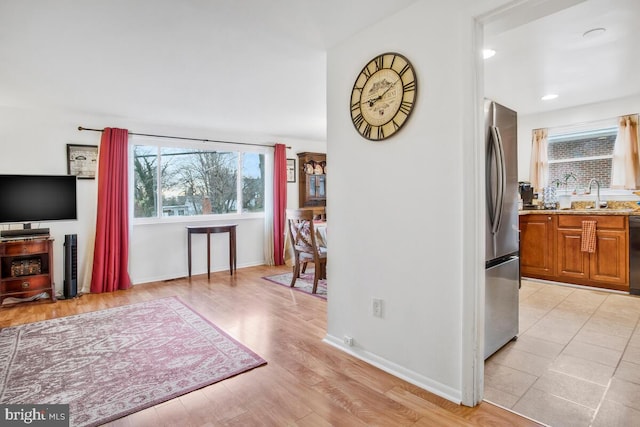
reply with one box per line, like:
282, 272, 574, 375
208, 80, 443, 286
484, 0, 640, 116
0, 0, 419, 142
0, 0, 637, 143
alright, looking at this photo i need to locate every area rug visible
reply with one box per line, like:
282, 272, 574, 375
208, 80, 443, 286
263, 271, 327, 299
0, 297, 266, 427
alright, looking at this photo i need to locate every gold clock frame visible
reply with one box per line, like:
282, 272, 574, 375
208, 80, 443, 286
350, 52, 417, 141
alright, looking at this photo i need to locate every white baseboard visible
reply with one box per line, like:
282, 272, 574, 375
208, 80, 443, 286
323, 334, 462, 404
131, 260, 265, 285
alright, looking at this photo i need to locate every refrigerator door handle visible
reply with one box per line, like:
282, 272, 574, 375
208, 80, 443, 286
492, 125, 506, 236
486, 127, 497, 254
487, 125, 506, 258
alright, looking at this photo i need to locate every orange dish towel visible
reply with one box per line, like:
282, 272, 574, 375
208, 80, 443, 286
581, 220, 597, 253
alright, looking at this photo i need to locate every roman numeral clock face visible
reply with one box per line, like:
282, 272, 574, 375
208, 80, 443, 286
350, 52, 417, 141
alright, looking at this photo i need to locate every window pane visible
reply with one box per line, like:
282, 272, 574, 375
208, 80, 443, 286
241, 152, 265, 213
547, 130, 616, 190
133, 145, 158, 218
548, 159, 612, 191
548, 133, 615, 160
160, 148, 238, 216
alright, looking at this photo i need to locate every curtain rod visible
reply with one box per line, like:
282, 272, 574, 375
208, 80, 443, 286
77, 126, 291, 149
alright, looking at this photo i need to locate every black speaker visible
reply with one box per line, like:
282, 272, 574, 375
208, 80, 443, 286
64, 234, 78, 298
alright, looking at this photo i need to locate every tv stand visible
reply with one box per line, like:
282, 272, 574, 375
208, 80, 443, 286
0, 237, 56, 306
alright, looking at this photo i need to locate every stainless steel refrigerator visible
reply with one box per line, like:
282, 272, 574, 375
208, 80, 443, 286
484, 99, 519, 360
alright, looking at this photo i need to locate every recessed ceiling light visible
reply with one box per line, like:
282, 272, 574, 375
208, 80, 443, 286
541, 94, 558, 101
583, 27, 606, 38
482, 49, 496, 59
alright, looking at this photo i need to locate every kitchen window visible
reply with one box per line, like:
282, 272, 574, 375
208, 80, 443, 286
547, 119, 617, 192
133, 141, 266, 219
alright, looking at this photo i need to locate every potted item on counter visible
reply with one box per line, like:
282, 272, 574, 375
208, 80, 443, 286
552, 172, 577, 209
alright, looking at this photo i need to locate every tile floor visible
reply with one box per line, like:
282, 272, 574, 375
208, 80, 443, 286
484, 279, 640, 427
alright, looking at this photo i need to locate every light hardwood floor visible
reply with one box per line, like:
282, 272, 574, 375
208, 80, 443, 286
0, 265, 540, 427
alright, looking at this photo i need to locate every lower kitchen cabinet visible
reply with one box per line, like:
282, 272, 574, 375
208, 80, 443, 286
590, 229, 628, 287
520, 214, 556, 278
520, 213, 629, 292
556, 228, 590, 281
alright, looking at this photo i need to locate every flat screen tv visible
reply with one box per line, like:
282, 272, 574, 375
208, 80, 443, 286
0, 175, 77, 225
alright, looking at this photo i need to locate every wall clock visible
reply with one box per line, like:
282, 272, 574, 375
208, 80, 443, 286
350, 52, 417, 141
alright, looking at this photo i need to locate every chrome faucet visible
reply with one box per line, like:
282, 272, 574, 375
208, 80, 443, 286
586, 178, 605, 209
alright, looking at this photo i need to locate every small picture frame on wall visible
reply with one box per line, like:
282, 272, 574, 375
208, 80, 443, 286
286, 158, 296, 183
67, 144, 98, 179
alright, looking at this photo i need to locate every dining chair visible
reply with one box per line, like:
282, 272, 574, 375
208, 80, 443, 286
286, 208, 327, 293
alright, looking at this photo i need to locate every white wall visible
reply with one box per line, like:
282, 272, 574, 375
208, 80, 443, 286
518, 94, 640, 182
0, 106, 101, 296
325, 0, 505, 404
0, 0, 513, 406
0, 105, 324, 292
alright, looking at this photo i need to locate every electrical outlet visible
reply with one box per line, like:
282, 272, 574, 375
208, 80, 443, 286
343, 335, 354, 346
372, 298, 383, 318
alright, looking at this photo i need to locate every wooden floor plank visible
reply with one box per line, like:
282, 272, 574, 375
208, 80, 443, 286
0, 265, 540, 426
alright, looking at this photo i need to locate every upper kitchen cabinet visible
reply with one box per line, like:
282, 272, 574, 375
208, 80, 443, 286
297, 152, 326, 208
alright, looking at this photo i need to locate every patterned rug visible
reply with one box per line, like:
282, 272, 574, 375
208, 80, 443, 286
0, 297, 266, 427
263, 270, 327, 299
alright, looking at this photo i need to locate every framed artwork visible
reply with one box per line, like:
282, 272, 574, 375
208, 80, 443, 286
67, 144, 98, 179
286, 158, 296, 183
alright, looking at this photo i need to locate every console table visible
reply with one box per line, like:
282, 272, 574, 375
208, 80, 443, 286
186, 224, 237, 279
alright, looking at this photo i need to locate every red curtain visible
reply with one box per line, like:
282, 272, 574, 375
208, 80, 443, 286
90, 127, 132, 293
273, 144, 287, 265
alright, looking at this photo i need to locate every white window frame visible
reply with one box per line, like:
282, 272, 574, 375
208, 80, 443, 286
547, 121, 614, 185
130, 136, 269, 225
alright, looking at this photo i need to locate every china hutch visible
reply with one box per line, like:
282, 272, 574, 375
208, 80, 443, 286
297, 152, 326, 207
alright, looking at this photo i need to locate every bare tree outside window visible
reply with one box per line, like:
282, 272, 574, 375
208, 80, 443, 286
133, 144, 265, 218
242, 152, 265, 212
133, 145, 158, 218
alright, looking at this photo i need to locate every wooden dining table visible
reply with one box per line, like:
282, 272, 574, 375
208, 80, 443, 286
298, 206, 326, 220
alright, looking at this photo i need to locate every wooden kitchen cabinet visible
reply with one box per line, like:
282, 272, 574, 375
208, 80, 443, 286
297, 152, 326, 207
520, 213, 629, 292
519, 214, 556, 278
556, 228, 590, 281
556, 215, 628, 290
0, 238, 56, 306
591, 229, 628, 287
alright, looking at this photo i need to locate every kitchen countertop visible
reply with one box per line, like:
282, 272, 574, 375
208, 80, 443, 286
519, 200, 640, 216
519, 208, 640, 216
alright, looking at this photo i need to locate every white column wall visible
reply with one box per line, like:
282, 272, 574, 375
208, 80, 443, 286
325, 0, 504, 403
